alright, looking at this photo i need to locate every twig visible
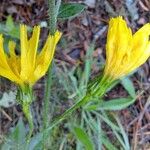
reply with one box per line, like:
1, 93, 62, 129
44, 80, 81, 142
132, 96, 150, 150
0, 108, 12, 121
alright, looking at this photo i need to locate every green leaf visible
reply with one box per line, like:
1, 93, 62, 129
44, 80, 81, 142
10, 118, 26, 144
101, 136, 118, 150
98, 97, 136, 111
58, 3, 85, 19
28, 133, 43, 150
1, 118, 26, 150
73, 126, 94, 150
6, 15, 14, 31
5, 15, 20, 39
121, 77, 136, 98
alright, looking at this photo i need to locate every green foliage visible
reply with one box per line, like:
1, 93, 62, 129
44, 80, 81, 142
0, 6, 136, 149
49, 39, 133, 149
0, 15, 20, 39
101, 134, 118, 150
94, 111, 130, 150
1, 118, 26, 150
28, 133, 43, 150
98, 97, 136, 111
73, 126, 94, 150
121, 77, 136, 98
58, 3, 85, 19
1, 119, 43, 150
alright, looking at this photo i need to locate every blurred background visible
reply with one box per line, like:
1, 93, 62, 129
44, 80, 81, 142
0, 0, 150, 149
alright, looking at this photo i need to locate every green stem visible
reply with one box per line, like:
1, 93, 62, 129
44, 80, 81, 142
22, 102, 34, 148
43, 0, 62, 130
17, 85, 34, 148
42, 77, 113, 135
42, 0, 62, 148
48, 0, 57, 35
55, 0, 62, 17
43, 64, 53, 129
43, 95, 89, 133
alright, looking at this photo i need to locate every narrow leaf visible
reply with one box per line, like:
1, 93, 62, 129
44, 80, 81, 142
73, 126, 94, 150
6, 15, 14, 31
121, 77, 136, 98
101, 136, 118, 150
58, 3, 85, 19
98, 97, 136, 110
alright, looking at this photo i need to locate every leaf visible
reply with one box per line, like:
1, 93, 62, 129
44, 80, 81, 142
82, 41, 95, 87
101, 136, 118, 150
28, 133, 43, 150
5, 15, 20, 39
121, 77, 136, 98
10, 118, 26, 144
98, 97, 136, 111
9, 28, 20, 39
1, 118, 26, 150
58, 3, 85, 19
6, 15, 14, 31
73, 126, 94, 150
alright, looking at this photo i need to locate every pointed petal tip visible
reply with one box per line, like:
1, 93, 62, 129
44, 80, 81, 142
33, 25, 41, 31
20, 24, 27, 29
110, 16, 123, 22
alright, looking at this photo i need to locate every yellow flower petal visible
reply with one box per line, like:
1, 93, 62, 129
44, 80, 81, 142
0, 67, 22, 84
7, 41, 21, 77
0, 38, 22, 84
0, 35, 10, 67
9, 41, 16, 57
20, 25, 29, 81
105, 17, 132, 76
123, 23, 150, 75
104, 17, 150, 80
0, 25, 61, 87
31, 30, 62, 83
28, 26, 40, 72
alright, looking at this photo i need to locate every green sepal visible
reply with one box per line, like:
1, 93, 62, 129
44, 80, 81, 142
87, 74, 115, 98
16, 84, 33, 105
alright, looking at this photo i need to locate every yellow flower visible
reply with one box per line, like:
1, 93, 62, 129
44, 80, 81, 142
0, 25, 61, 88
104, 16, 150, 80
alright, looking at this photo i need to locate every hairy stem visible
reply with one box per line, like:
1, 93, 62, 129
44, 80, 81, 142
43, 95, 90, 133
42, 0, 62, 148
22, 102, 34, 148
48, 0, 56, 35
43, 64, 53, 129
42, 78, 112, 135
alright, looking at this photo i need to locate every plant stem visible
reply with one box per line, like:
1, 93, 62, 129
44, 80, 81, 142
43, 95, 89, 133
22, 102, 33, 148
42, 0, 56, 133
42, 79, 111, 135
43, 0, 62, 130
42, 0, 61, 148
17, 85, 34, 147
43, 64, 53, 129
48, 0, 56, 35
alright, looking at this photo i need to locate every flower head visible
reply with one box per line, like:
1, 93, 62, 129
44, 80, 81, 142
0, 25, 61, 88
104, 16, 150, 80
87, 17, 150, 97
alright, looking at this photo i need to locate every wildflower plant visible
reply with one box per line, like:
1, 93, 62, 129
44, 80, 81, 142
44, 17, 150, 134
0, 25, 61, 88
88, 17, 150, 97
0, 24, 61, 142
1, 0, 150, 148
